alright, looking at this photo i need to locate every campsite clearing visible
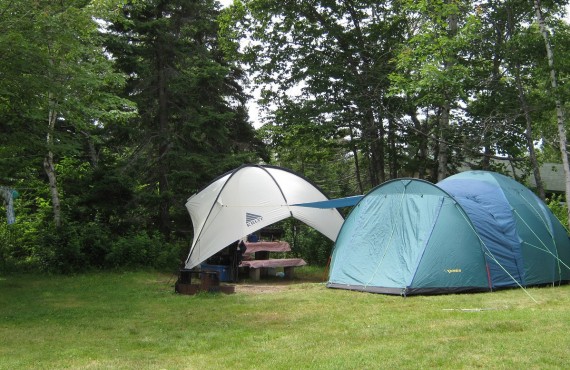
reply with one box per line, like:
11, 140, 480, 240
1, 270, 569, 369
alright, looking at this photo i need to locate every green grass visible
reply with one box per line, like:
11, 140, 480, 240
1, 270, 569, 369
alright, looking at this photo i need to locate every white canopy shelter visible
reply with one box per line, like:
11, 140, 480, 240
184, 164, 345, 269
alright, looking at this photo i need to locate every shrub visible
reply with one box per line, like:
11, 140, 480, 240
547, 194, 568, 228
0, 223, 38, 273
105, 231, 183, 270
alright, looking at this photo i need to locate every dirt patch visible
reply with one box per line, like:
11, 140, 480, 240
233, 283, 291, 294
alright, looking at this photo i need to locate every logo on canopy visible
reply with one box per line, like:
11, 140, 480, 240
246, 212, 263, 227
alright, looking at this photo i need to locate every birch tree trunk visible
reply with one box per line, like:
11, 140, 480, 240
533, 0, 570, 227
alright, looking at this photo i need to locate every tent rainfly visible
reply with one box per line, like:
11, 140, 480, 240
184, 164, 345, 269
327, 179, 491, 295
438, 171, 570, 287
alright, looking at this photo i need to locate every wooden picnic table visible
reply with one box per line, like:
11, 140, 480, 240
240, 241, 306, 281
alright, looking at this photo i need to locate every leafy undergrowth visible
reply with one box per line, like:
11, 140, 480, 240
0, 271, 569, 369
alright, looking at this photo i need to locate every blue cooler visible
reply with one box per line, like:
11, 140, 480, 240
200, 264, 231, 282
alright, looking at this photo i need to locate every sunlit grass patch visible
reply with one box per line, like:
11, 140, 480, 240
0, 272, 569, 369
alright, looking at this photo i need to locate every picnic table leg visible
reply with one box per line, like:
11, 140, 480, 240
284, 266, 294, 279
249, 268, 260, 281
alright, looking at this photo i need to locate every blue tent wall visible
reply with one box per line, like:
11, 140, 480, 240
438, 171, 570, 287
436, 178, 525, 288
327, 179, 491, 295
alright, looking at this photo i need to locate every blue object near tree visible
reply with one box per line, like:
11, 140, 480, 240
1, 186, 16, 225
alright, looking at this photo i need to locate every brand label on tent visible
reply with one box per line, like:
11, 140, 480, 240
246, 212, 263, 227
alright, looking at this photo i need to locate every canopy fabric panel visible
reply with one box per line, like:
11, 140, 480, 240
292, 195, 364, 209
438, 171, 570, 287
327, 179, 490, 295
184, 165, 345, 269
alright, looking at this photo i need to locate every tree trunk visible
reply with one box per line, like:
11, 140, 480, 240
437, 103, 450, 182
365, 108, 382, 187
515, 72, 545, 200
375, 112, 386, 184
388, 117, 398, 179
82, 130, 99, 168
534, 0, 570, 227
409, 109, 428, 179
348, 123, 364, 194
437, 8, 458, 182
157, 45, 171, 237
353, 146, 364, 194
45, 95, 62, 228
0, 187, 16, 225
506, 4, 545, 200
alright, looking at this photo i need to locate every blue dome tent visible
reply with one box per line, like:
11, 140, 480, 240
438, 171, 570, 288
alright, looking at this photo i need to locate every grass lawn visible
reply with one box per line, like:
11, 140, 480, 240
1, 267, 569, 369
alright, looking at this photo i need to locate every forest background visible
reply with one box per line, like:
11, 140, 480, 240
1, 0, 570, 274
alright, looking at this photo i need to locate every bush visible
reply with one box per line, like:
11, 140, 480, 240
105, 231, 183, 270
0, 223, 39, 273
547, 194, 568, 229
0, 218, 47, 273
37, 225, 185, 273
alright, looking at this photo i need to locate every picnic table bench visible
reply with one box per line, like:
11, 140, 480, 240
240, 258, 307, 280
243, 241, 291, 255
239, 241, 306, 281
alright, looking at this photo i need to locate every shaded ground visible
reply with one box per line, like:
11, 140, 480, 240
172, 266, 328, 294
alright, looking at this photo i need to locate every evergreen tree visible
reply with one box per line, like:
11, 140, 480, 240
105, 0, 264, 237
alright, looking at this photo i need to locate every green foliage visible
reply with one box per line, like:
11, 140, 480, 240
1, 222, 184, 274
37, 223, 91, 274
32, 223, 181, 273
3, 0, 570, 273
0, 223, 41, 273
547, 194, 568, 228
0, 188, 53, 273
226, 0, 570, 188
105, 231, 183, 270
0, 0, 267, 273
390, 1, 480, 106
226, 0, 413, 188
281, 220, 334, 266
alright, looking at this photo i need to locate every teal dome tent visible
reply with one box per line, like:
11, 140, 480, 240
327, 179, 491, 295
327, 173, 570, 296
